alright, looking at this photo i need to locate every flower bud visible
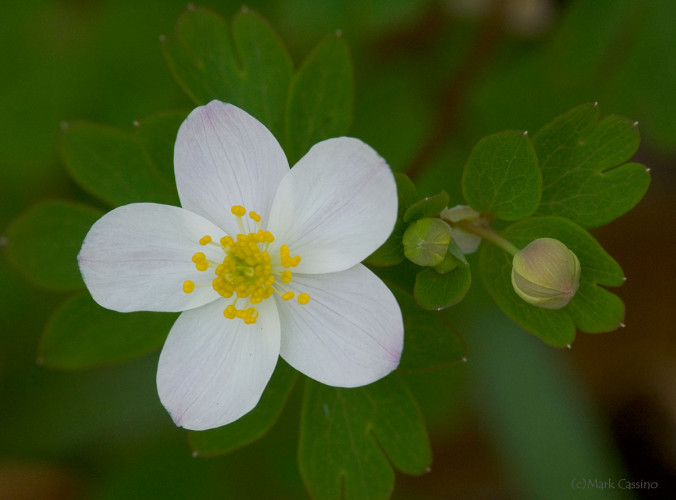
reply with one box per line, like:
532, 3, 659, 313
403, 218, 451, 267
511, 238, 581, 310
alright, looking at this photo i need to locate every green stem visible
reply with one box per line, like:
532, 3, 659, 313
457, 221, 519, 256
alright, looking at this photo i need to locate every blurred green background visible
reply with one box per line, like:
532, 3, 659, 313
1, 0, 674, 498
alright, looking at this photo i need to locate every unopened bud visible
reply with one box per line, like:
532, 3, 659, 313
511, 238, 580, 310
403, 218, 451, 267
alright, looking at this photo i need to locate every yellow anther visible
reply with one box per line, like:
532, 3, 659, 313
249, 211, 261, 222
298, 293, 310, 305
281, 271, 293, 284
192, 252, 209, 271
282, 291, 295, 301
220, 235, 234, 248
183, 280, 195, 293
224, 305, 237, 319
231, 205, 246, 217
199, 235, 212, 245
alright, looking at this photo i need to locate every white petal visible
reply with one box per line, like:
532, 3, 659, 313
450, 228, 482, 254
157, 298, 281, 431
267, 137, 397, 274
78, 203, 226, 312
277, 265, 402, 387
174, 101, 289, 236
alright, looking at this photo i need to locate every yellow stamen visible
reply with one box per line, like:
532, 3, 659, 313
231, 205, 246, 217
184, 204, 311, 324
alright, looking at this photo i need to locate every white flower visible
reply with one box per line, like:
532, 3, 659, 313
78, 100, 403, 431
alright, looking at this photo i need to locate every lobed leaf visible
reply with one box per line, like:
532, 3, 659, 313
462, 130, 541, 221
162, 7, 293, 140
533, 103, 650, 228
40, 292, 177, 369
61, 121, 179, 207
134, 110, 188, 188
403, 190, 450, 223
299, 375, 431, 500
479, 216, 625, 346
189, 360, 297, 457
414, 266, 471, 311
286, 34, 353, 163
5, 200, 102, 291
393, 287, 466, 371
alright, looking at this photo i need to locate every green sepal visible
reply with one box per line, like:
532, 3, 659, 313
285, 33, 353, 163
393, 287, 466, 371
462, 130, 541, 221
433, 252, 459, 274
162, 6, 293, 141
5, 200, 102, 292
298, 375, 431, 500
189, 360, 297, 457
479, 216, 625, 346
533, 103, 650, 228
39, 292, 177, 369
414, 266, 472, 311
367, 173, 417, 267
403, 190, 450, 223
446, 238, 469, 267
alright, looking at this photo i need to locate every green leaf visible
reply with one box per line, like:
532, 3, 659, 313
299, 375, 431, 500
162, 7, 293, 140
61, 122, 179, 207
533, 103, 650, 228
462, 130, 541, 221
5, 200, 102, 291
479, 216, 625, 346
367, 173, 417, 266
286, 34, 353, 163
189, 360, 297, 457
40, 292, 177, 369
414, 266, 472, 311
403, 190, 450, 223
392, 287, 466, 371
134, 110, 188, 188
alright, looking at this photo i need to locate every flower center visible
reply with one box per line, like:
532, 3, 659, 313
182, 205, 310, 324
